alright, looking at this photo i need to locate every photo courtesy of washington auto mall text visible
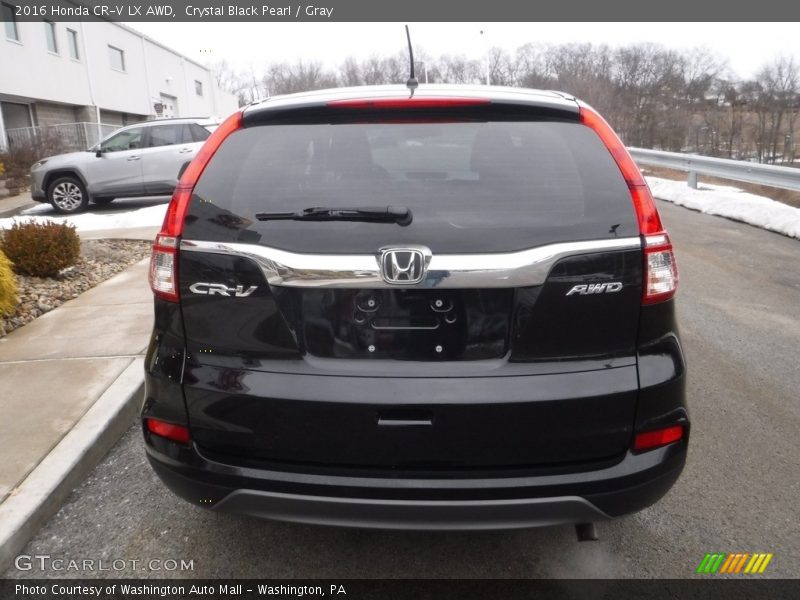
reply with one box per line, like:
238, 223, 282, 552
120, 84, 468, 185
14, 583, 348, 597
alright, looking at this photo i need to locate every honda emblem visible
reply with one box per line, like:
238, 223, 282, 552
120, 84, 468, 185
380, 248, 428, 284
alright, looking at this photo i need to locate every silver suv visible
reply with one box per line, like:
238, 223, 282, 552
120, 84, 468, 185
30, 118, 217, 214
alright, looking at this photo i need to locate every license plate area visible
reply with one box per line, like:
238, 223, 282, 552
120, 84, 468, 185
292, 288, 513, 360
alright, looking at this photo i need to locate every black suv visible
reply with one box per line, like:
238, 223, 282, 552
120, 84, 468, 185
143, 85, 687, 532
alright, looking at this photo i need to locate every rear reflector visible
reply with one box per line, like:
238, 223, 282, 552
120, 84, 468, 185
327, 97, 491, 110
633, 425, 684, 452
146, 418, 190, 445
148, 110, 243, 302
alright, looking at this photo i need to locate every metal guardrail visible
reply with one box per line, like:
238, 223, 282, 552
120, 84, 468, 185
629, 147, 800, 192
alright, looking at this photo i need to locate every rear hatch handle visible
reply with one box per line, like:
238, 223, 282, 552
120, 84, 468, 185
377, 409, 434, 427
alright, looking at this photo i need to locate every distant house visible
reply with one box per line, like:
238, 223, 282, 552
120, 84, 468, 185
0, 14, 238, 150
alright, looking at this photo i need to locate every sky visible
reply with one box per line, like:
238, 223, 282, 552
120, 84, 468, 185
124, 22, 800, 80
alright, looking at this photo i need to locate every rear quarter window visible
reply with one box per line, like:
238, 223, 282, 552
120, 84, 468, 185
184, 119, 638, 254
189, 123, 211, 142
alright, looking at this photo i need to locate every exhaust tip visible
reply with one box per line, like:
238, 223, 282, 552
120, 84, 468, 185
575, 522, 599, 542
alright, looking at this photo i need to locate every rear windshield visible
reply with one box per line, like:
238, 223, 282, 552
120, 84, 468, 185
185, 120, 638, 253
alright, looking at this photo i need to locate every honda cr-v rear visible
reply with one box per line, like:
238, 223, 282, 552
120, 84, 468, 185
142, 85, 688, 532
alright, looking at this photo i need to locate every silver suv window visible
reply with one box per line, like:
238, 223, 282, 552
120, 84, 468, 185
101, 128, 144, 152
147, 124, 184, 148
147, 123, 211, 148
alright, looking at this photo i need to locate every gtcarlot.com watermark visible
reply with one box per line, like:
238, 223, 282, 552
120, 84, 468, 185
14, 554, 194, 572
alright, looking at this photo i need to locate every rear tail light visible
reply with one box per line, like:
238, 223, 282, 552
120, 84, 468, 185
149, 234, 179, 302
146, 418, 191, 445
628, 184, 663, 237
580, 104, 677, 304
633, 425, 684, 452
148, 110, 243, 302
643, 233, 679, 304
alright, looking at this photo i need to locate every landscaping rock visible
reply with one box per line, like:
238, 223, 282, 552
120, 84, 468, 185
0, 239, 152, 337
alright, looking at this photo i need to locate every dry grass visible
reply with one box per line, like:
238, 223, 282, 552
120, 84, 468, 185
641, 166, 800, 210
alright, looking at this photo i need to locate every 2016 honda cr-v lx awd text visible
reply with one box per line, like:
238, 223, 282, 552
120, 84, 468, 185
142, 85, 687, 534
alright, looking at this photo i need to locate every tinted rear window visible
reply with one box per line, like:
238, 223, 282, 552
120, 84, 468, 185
185, 120, 638, 253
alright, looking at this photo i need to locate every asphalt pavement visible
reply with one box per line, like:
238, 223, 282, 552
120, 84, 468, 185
4, 200, 799, 579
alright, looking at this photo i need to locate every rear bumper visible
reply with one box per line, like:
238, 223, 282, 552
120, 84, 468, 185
145, 438, 686, 530
203, 488, 608, 530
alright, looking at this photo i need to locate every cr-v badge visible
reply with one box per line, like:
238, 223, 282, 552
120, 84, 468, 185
566, 282, 623, 296
189, 282, 258, 297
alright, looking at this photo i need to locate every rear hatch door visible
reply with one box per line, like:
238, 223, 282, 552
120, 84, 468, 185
178, 99, 643, 469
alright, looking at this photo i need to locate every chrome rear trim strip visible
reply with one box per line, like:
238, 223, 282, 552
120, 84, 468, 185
180, 237, 642, 289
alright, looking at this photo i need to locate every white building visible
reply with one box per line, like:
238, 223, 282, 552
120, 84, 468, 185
0, 13, 239, 150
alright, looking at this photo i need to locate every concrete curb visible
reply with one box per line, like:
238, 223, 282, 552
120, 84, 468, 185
0, 357, 144, 571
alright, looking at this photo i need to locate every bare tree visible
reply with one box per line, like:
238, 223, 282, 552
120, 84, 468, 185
515, 43, 553, 89
209, 60, 253, 107
339, 57, 363, 87
754, 56, 799, 163
613, 44, 686, 148
485, 47, 517, 87
261, 60, 338, 96
435, 55, 482, 84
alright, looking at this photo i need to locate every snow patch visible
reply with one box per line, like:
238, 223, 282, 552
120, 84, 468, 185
0, 202, 167, 232
646, 176, 800, 240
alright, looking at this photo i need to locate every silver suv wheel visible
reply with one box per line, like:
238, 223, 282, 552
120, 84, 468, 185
48, 176, 88, 214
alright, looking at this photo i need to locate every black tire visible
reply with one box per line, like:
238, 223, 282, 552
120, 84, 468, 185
92, 197, 115, 205
47, 176, 89, 214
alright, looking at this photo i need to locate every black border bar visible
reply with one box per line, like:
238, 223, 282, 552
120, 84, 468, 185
6, 0, 800, 22
2, 579, 800, 600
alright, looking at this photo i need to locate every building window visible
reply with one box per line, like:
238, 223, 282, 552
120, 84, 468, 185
67, 28, 79, 60
2, 3, 19, 41
44, 21, 57, 54
194, 80, 203, 96
108, 45, 125, 71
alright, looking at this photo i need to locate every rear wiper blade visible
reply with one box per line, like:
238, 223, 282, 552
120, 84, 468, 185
256, 206, 412, 226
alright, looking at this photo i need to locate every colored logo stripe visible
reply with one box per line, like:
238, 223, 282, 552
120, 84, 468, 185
719, 553, 748, 573
697, 553, 726, 573
744, 553, 773, 574
697, 553, 773, 574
